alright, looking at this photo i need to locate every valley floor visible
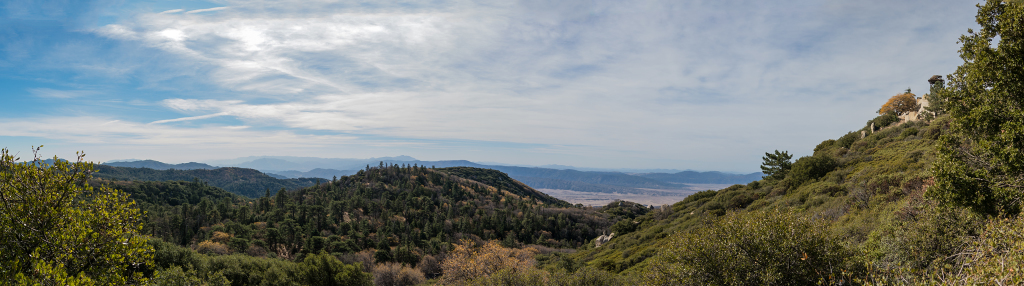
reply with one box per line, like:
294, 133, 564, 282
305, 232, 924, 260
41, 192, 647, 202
539, 183, 732, 206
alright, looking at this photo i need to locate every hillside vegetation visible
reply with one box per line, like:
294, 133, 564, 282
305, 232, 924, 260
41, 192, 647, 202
5, 1, 1024, 285
135, 164, 609, 270
555, 114, 944, 276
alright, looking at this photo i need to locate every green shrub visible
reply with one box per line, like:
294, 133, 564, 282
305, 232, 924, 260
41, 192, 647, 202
814, 139, 836, 154
836, 132, 859, 148
149, 238, 199, 274
300, 251, 372, 286
788, 155, 839, 186
935, 216, 1024, 283
806, 181, 846, 196
746, 180, 761, 190
866, 112, 899, 131
643, 210, 852, 285
610, 219, 640, 235
865, 202, 980, 271
864, 215, 1024, 285
549, 266, 636, 285
899, 127, 918, 138
680, 190, 717, 205
151, 266, 230, 286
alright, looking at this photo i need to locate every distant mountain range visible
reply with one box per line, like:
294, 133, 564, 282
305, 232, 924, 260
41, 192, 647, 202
98, 157, 761, 195
204, 155, 417, 171
103, 160, 217, 170
91, 165, 322, 198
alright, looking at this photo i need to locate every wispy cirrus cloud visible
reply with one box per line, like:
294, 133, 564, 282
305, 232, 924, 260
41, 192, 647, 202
28, 88, 97, 98
186, 7, 227, 14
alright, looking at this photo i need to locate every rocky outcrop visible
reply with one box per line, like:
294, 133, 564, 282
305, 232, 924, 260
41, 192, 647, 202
595, 232, 615, 248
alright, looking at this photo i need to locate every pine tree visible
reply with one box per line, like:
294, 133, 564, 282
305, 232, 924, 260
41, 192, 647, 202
760, 150, 793, 180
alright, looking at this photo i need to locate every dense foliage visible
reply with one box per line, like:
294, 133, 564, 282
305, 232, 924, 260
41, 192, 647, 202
99, 179, 238, 207
644, 210, 851, 285
147, 238, 371, 286
878, 91, 919, 116
0, 148, 153, 285
930, 0, 1024, 216
760, 150, 793, 180
136, 164, 610, 271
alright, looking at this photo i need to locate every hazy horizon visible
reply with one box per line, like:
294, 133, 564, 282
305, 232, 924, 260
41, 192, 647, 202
100, 155, 759, 174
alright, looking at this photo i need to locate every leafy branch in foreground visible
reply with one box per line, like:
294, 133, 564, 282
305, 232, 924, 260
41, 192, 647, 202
930, 0, 1024, 216
0, 147, 153, 285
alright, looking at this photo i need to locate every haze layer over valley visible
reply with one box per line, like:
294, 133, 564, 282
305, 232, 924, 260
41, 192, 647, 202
103, 156, 758, 206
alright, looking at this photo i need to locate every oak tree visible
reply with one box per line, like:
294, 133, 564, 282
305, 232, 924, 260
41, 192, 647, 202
878, 90, 920, 116
930, 0, 1024, 215
0, 147, 153, 285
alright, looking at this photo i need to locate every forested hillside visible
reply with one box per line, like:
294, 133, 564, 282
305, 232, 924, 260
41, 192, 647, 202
92, 165, 322, 198
136, 164, 609, 269
96, 178, 239, 207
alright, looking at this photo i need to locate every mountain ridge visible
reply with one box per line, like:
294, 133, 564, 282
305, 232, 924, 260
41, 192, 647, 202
91, 165, 322, 198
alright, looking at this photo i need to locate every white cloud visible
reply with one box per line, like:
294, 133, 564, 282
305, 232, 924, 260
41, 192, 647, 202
0, 116, 356, 147
70, 0, 983, 170
186, 7, 228, 14
149, 113, 230, 124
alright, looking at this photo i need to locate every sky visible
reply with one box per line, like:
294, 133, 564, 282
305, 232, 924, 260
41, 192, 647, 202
0, 0, 982, 173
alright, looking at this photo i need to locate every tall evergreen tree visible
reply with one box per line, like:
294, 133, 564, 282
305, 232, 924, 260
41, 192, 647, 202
760, 150, 793, 180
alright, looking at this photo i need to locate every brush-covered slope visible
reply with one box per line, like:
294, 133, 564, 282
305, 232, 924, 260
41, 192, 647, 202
436, 167, 570, 207
92, 165, 321, 198
140, 164, 612, 265
554, 114, 947, 275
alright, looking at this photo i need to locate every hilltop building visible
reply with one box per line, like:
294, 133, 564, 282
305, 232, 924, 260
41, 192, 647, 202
898, 75, 943, 122
899, 96, 930, 122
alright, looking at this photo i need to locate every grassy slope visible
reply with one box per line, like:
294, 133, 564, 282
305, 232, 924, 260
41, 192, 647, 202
560, 116, 947, 274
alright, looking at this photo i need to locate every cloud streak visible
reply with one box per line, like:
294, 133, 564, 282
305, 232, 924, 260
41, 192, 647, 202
186, 7, 228, 14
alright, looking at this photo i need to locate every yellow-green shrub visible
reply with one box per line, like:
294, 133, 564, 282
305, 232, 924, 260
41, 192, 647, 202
643, 209, 853, 285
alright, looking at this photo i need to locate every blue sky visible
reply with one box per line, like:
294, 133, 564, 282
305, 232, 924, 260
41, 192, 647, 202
0, 0, 981, 172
